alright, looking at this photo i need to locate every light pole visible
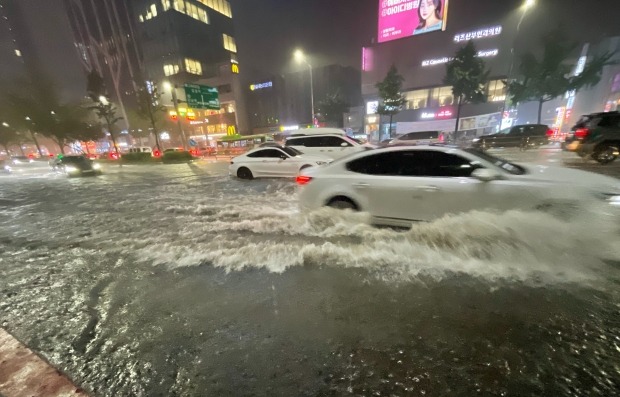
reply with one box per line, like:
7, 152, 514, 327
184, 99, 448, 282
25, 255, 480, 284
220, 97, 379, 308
294, 49, 315, 125
501, 0, 536, 128
163, 81, 188, 149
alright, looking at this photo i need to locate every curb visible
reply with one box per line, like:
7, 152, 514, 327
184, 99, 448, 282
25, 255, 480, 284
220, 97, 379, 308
0, 328, 88, 397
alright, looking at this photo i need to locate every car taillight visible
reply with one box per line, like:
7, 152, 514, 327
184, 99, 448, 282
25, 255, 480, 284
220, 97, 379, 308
546, 129, 554, 137
296, 175, 313, 185
574, 128, 590, 139
438, 133, 445, 142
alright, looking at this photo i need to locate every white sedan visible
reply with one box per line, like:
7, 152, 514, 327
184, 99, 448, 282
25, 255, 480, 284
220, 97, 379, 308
298, 146, 620, 226
230, 146, 331, 180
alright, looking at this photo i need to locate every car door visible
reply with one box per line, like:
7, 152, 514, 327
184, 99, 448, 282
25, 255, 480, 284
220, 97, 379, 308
316, 136, 356, 159
252, 149, 288, 176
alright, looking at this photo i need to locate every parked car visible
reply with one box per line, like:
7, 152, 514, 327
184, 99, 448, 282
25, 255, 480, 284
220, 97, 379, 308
297, 146, 620, 227
471, 124, 553, 150
285, 128, 370, 160
128, 147, 153, 154
50, 155, 102, 177
388, 131, 445, 146
563, 111, 620, 164
230, 145, 330, 180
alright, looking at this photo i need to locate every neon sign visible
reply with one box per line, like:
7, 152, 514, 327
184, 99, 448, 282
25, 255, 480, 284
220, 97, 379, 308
421, 49, 498, 67
454, 26, 502, 43
250, 81, 273, 91
420, 109, 454, 120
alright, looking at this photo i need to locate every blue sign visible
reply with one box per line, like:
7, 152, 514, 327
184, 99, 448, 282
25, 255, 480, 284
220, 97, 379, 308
189, 139, 198, 147
250, 81, 273, 91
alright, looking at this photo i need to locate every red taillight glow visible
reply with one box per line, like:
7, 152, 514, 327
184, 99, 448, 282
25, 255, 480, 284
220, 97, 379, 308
574, 128, 590, 139
296, 175, 313, 185
438, 133, 445, 142
546, 129, 554, 137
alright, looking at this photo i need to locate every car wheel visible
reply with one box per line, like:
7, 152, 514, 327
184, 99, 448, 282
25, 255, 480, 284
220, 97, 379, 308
327, 197, 358, 211
237, 167, 254, 180
593, 144, 619, 164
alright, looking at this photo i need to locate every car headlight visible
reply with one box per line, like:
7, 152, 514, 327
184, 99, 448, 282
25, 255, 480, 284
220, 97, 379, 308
65, 166, 79, 173
608, 195, 620, 207
92, 163, 101, 170
472, 138, 480, 143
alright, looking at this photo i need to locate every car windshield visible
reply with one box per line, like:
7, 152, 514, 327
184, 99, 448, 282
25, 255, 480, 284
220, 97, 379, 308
280, 146, 303, 156
464, 149, 527, 175
348, 137, 363, 144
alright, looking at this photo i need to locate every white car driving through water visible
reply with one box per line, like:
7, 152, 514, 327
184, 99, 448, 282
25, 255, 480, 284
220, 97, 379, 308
297, 146, 620, 226
230, 145, 331, 180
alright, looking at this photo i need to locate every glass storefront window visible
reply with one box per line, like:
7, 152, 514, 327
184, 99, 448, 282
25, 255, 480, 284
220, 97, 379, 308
405, 89, 429, 110
430, 86, 454, 107
488, 80, 507, 102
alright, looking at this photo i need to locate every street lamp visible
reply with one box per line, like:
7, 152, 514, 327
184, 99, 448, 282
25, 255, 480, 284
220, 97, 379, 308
501, 0, 537, 127
99, 96, 109, 106
2, 122, 9, 128
294, 49, 315, 125
163, 81, 187, 149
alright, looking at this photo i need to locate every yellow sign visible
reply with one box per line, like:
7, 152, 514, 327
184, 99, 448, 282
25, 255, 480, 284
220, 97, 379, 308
231, 63, 239, 74
250, 84, 255, 91
227, 125, 237, 136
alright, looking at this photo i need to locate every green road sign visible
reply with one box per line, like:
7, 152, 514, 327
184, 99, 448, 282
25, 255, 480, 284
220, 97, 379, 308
184, 84, 220, 110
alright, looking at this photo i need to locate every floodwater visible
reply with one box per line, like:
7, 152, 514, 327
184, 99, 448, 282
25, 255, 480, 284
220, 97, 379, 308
1, 158, 619, 396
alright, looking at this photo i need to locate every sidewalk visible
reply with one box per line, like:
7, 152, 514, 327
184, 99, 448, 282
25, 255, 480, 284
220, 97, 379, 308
0, 328, 87, 397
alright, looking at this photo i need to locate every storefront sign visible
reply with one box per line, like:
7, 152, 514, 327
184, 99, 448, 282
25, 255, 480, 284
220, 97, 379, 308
366, 100, 379, 115
280, 125, 300, 132
421, 49, 498, 66
420, 108, 453, 120
250, 81, 273, 91
454, 25, 502, 43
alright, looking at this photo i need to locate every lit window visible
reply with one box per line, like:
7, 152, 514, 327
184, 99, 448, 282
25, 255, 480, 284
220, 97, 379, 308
405, 89, 430, 109
150, 4, 158, 17
487, 80, 507, 101
163, 64, 180, 76
173, 0, 185, 13
139, 14, 145, 22
197, 0, 231, 17
162, 0, 170, 11
223, 34, 236, 53
430, 86, 454, 107
184, 58, 202, 75
15, 49, 21, 57
172, 0, 208, 23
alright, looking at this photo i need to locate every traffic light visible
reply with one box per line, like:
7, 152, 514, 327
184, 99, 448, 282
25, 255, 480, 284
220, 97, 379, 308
169, 110, 178, 121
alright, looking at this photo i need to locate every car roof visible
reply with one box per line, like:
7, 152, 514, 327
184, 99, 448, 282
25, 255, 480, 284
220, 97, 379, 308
245, 145, 287, 153
287, 128, 347, 137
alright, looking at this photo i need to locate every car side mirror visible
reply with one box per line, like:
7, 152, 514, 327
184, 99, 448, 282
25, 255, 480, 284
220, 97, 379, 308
472, 168, 500, 182
280, 155, 287, 160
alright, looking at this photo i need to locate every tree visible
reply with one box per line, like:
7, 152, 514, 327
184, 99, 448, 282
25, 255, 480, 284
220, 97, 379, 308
133, 80, 167, 150
0, 122, 18, 155
445, 41, 489, 141
317, 90, 350, 128
70, 121, 104, 155
87, 71, 123, 156
507, 29, 614, 123
376, 65, 406, 141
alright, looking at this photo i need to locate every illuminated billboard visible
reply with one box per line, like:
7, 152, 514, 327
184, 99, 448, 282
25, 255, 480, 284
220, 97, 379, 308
378, 0, 449, 43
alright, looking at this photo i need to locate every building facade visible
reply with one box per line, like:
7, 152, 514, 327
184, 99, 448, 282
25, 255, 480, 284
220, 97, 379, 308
133, 0, 248, 142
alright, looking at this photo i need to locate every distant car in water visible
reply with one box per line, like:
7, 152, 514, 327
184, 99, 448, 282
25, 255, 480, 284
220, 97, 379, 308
0, 159, 11, 174
10, 155, 35, 165
50, 155, 102, 177
387, 131, 445, 146
230, 145, 330, 180
564, 111, 620, 164
471, 124, 553, 150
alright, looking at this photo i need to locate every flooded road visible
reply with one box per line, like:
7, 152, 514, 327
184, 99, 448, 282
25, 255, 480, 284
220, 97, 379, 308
1, 152, 619, 396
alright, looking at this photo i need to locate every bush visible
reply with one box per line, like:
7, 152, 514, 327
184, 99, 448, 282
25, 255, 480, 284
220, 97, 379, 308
162, 151, 193, 164
121, 152, 156, 163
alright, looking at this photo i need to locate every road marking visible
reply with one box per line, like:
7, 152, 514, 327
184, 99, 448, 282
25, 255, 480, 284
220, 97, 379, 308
0, 328, 88, 397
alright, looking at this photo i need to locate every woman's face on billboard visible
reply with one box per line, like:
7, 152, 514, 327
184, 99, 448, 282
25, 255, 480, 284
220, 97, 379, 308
419, 0, 437, 21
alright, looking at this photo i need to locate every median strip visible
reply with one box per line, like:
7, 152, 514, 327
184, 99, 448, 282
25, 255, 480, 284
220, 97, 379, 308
0, 328, 87, 397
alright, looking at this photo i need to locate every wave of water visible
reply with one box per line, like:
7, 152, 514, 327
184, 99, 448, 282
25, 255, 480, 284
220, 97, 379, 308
133, 183, 620, 286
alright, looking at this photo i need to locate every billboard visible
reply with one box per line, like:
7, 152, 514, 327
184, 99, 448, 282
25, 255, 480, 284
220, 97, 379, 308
378, 0, 449, 43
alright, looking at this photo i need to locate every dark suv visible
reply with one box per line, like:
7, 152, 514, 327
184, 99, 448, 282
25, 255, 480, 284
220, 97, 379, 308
471, 124, 552, 150
564, 111, 620, 164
